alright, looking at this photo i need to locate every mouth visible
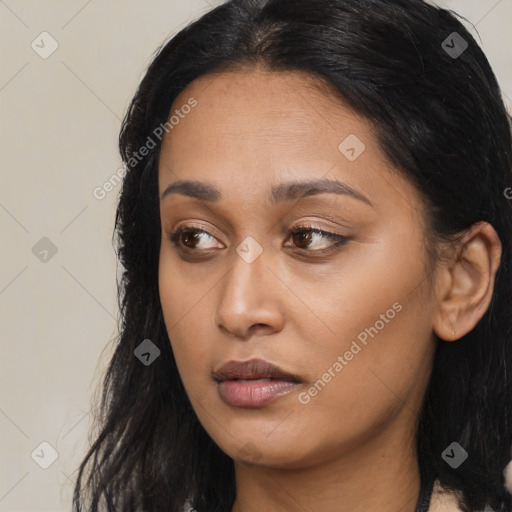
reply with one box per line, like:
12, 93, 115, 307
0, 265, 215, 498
212, 358, 301, 408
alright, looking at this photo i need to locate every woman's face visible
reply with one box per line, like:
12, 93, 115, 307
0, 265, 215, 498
158, 66, 438, 468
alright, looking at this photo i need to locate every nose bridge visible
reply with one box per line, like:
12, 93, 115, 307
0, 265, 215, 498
221, 240, 269, 314
214, 239, 283, 337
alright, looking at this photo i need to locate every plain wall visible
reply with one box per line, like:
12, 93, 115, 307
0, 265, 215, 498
1, 1, 510, 510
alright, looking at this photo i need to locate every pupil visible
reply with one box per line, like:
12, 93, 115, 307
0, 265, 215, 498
294, 231, 312, 249
183, 231, 200, 248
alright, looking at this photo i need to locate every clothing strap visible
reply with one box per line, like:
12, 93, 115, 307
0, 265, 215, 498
414, 477, 436, 512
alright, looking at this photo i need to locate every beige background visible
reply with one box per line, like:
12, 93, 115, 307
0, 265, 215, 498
0, 1, 510, 510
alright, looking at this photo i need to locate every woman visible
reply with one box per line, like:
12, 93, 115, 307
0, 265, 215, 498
72, 0, 512, 511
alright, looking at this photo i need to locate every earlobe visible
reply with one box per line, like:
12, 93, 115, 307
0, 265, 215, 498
434, 307, 460, 342
432, 221, 502, 342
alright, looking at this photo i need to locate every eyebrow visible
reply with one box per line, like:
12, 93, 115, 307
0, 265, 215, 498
161, 178, 373, 207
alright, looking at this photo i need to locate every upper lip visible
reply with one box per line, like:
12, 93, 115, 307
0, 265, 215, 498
213, 358, 301, 383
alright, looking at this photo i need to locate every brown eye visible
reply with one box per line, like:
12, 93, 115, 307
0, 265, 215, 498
286, 226, 349, 252
291, 230, 314, 249
168, 224, 349, 257
180, 229, 202, 249
169, 227, 221, 251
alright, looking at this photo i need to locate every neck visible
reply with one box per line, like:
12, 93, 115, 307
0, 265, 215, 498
231, 411, 422, 512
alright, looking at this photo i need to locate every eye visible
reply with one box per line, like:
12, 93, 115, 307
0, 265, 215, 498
168, 224, 350, 255
169, 225, 223, 252
284, 225, 349, 253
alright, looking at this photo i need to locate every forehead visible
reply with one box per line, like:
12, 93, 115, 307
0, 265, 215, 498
157, 66, 424, 224
162, 66, 374, 159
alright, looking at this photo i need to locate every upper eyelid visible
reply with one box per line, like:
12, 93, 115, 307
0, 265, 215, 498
169, 223, 345, 248
171, 222, 341, 238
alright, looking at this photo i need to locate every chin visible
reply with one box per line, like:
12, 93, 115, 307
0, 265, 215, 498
212, 429, 321, 469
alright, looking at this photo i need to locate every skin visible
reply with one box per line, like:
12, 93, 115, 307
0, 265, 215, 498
157, 65, 502, 512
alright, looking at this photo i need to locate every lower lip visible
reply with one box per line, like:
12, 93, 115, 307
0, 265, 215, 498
217, 379, 298, 408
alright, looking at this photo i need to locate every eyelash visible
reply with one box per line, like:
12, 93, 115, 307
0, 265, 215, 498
168, 224, 350, 256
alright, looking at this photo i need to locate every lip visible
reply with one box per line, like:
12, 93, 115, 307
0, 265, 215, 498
213, 358, 301, 408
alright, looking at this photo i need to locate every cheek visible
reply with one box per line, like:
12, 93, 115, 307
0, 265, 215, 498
291, 238, 432, 417
158, 256, 214, 393
305, 307, 430, 403
286, 306, 433, 466
158, 243, 215, 337
290, 237, 425, 360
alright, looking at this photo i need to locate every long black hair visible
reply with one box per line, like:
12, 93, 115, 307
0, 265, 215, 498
72, 1, 512, 511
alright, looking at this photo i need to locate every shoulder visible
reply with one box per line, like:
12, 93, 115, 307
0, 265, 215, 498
428, 479, 501, 512
428, 479, 464, 512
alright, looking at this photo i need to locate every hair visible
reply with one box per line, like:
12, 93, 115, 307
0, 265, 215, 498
72, 0, 512, 511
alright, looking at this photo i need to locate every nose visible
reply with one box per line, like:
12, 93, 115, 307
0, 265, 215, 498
214, 247, 285, 340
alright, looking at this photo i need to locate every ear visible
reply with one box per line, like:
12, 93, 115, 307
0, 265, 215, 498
432, 221, 502, 342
